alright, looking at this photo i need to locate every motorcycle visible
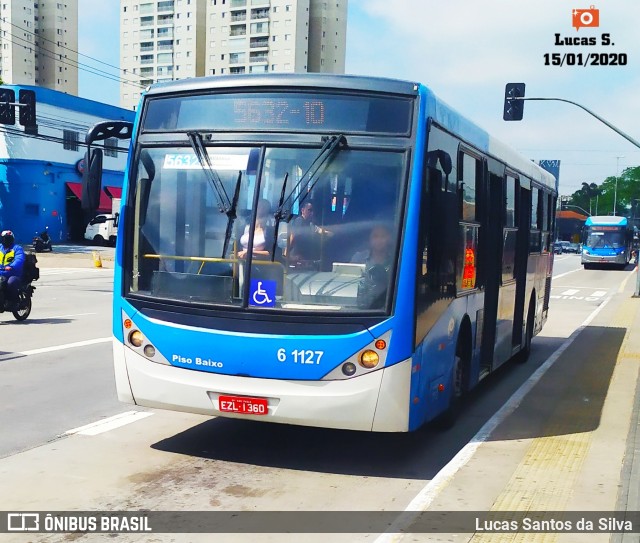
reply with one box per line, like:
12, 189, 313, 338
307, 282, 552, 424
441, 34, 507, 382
33, 227, 53, 252
0, 281, 35, 321
0, 252, 38, 321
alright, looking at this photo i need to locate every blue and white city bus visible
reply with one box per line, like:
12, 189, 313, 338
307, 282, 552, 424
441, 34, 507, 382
84, 74, 557, 432
581, 216, 632, 269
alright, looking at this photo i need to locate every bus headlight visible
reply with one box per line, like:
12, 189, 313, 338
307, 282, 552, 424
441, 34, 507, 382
128, 330, 144, 347
582, 248, 590, 255
144, 344, 156, 358
359, 350, 379, 369
342, 362, 357, 376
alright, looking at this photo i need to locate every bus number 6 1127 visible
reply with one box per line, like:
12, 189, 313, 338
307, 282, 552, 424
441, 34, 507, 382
277, 348, 324, 365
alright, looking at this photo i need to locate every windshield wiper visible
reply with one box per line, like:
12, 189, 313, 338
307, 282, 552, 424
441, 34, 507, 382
274, 134, 346, 223
222, 171, 242, 259
187, 131, 232, 214
271, 172, 289, 261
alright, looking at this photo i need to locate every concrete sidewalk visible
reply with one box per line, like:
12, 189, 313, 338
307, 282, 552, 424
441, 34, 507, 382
400, 270, 640, 542
29, 244, 115, 269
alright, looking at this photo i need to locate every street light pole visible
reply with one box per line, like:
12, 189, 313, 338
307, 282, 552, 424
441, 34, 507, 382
615, 156, 624, 216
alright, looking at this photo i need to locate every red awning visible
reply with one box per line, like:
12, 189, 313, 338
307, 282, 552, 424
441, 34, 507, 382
106, 186, 122, 199
97, 190, 112, 213
67, 182, 114, 213
66, 182, 83, 199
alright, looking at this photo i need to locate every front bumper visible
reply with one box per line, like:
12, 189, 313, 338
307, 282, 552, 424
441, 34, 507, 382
582, 252, 627, 264
114, 340, 412, 432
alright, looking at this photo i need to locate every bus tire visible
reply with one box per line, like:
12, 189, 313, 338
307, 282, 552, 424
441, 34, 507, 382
436, 329, 470, 430
517, 298, 536, 364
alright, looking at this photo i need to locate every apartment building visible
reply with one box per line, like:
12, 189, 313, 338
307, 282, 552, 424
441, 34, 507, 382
0, 0, 79, 94
120, 0, 347, 110
120, 0, 206, 110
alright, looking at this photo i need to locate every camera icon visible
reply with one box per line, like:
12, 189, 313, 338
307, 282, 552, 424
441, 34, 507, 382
572, 5, 600, 30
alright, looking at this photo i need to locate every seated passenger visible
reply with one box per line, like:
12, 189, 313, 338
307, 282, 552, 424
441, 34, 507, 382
351, 224, 394, 269
287, 202, 331, 266
237, 198, 274, 260
351, 224, 394, 309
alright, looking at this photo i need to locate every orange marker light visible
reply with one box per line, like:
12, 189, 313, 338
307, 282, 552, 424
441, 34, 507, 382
375, 339, 387, 350
124, 319, 133, 329
438, 384, 445, 392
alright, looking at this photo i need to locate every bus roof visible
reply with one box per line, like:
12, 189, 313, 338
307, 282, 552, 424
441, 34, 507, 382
142, 73, 556, 191
145, 73, 421, 98
585, 215, 628, 226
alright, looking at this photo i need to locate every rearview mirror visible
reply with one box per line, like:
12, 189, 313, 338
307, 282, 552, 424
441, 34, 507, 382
82, 147, 103, 219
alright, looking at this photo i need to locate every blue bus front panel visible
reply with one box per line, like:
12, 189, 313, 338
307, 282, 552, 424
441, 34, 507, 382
115, 302, 415, 431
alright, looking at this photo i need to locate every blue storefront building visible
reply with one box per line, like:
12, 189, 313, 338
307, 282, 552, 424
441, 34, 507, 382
0, 85, 134, 243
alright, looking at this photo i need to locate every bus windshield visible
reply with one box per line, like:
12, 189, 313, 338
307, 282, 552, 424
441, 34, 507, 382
128, 144, 406, 314
585, 230, 625, 248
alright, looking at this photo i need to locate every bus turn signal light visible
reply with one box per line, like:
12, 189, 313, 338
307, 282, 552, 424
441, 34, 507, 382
374, 339, 386, 350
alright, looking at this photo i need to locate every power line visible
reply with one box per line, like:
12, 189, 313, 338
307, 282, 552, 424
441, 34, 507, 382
1, 17, 133, 81
0, 125, 130, 153
2, 29, 144, 88
0, 27, 145, 89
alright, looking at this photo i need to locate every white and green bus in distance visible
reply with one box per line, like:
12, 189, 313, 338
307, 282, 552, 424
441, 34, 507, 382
581, 216, 632, 269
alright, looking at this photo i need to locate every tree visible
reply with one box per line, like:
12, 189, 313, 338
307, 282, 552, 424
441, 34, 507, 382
567, 167, 640, 217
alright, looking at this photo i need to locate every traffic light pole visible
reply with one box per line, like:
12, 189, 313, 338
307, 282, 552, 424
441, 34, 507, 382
511, 97, 640, 150
504, 88, 640, 295
0, 88, 38, 134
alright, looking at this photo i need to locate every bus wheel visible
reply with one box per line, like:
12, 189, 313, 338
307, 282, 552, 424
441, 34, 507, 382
436, 343, 468, 430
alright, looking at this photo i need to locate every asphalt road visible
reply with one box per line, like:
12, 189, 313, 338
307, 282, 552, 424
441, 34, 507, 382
0, 253, 635, 543
0, 267, 125, 458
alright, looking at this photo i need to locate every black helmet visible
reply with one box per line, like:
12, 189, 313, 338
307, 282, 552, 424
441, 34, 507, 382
1, 230, 14, 248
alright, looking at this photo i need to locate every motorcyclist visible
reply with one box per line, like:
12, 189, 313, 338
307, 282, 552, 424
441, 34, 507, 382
0, 230, 25, 307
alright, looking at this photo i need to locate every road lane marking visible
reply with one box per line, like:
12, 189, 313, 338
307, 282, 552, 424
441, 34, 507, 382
591, 290, 607, 297
40, 268, 114, 275
553, 268, 582, 280
619, 268, 636, 293
38, 312, 98, 319
374, 296, 612, 543
16, 337, 112, 357
63, 411, 153, 436
560, 289, 579, 296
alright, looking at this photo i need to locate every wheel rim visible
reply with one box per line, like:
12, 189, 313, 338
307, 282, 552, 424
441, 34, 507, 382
14, 293, 31, 319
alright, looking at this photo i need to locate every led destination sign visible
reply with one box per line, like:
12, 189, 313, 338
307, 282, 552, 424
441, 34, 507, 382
143, 92, 413, 135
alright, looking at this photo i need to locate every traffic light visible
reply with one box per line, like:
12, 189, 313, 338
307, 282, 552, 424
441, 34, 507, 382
18, 89, 37, 134
0, 88, 16, 125
503, 83, 526, 121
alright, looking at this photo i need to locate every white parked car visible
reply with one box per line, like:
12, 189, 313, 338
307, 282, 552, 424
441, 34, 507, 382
84, 213, 118, 246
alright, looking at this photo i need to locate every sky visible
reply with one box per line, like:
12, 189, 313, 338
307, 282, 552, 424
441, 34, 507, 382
77, 0, 640, 198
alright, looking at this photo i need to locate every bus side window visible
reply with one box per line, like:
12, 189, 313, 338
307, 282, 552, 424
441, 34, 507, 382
421, 150, 455, 294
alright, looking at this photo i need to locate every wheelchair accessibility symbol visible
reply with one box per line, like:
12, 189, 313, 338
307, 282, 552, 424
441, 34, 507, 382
249, 279, 277, 307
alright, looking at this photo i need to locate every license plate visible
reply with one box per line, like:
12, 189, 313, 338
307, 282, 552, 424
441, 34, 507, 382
219, 395, 269, 415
